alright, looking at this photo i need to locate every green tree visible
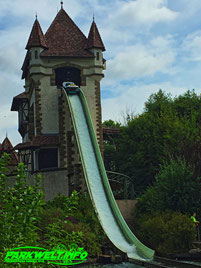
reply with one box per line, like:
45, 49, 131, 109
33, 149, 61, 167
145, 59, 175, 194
110, 90, 201, 194
102, 119, 121, 128
102, 120, 122, 171
136, 157, 201, 214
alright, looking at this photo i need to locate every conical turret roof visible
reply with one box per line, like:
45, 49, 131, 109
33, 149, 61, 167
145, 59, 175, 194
0, 137, 18, 166
1, 137, 14, 151
25, 18, 48, 49
41, 8, 93, 58
86, 20, 105, 51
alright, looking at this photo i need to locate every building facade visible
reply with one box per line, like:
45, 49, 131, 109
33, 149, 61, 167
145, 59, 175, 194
11, 6, 105, 200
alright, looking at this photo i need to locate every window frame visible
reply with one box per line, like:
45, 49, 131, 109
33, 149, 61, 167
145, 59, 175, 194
34, 147, 59, 171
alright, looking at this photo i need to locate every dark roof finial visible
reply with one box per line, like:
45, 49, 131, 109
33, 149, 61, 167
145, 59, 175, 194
35, 11, 38, 20
93, 14, 95, 22
61, 1, 63, 9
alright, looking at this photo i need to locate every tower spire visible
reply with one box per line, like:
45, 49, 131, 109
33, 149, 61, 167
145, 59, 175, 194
25, 18, 48, 50
86, 19, 105, 51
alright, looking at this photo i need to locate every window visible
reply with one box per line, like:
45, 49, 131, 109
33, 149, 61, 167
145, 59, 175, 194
35, 50, 38, 59
19, 150, 31, 169
18, 100, 28, 138
55, 67, 81, 87
35, 148, 58, 170
96, 52, 100, 60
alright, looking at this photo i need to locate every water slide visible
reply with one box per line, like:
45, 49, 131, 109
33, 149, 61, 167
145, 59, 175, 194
62, 87, 155, 260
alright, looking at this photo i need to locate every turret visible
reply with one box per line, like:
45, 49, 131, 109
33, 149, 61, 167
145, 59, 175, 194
86, 18, 105, 66
22, 17, 48, 79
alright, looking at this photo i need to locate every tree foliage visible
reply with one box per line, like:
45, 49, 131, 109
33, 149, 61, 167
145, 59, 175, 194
0, 155, 44, 250
134, 210, 195, 254
104, 90, 201, 195
136, 157, 201, 215
102, 119, 121, 128
0, 154, 106, 267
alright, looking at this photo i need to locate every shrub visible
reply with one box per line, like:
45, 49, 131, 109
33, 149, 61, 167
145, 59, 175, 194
135, 211, 195, 253
0, 153, 106, 260
44, 218, 83, 250
45, 191, 79, 216
63, 222, 102, 256
42, 191, 106, 257
0, 157, 44, 250
136, 157, 201, 215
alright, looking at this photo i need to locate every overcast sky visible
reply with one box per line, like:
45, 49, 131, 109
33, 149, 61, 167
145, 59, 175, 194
1, 0, 201, 146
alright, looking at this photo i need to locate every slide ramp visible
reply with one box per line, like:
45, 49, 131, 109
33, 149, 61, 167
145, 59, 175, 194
63, 88, 154, 260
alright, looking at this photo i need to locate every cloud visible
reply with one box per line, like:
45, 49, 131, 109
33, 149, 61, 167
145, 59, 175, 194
0, 0, 84, 26
168, 0, 201, 17
0, 26, 25, 146
98, 0, 179, 51
102, 82, 191, 123
182, 31, 201, 62
109, 0, 178, 28
0, 104, 21, 146
0, 0, 200, 146
104, 35, 176, 85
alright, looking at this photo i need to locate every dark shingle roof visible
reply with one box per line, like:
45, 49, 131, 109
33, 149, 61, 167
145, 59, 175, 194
14, 135, 60, 150
21, 8, 106, 79
11, 92, 28, 111
0, 137, 18, 166
21, 51, 29, 79
2, 137, 14, 151
86, 21, 105, 51
41, 9, 93, 58
25, 18, 48, 49
103, 127, 120, 136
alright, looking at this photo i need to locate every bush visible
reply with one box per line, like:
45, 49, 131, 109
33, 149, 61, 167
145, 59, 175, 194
42, 191, 106, 257
45, 191, 79, 215
44, 218, 83, 250
135, 211, 195, 253
0, 154, 106, 261
136, 157, 201, 215
0, 155, 44, 250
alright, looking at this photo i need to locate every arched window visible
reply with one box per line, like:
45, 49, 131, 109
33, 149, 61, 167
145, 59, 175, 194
55, 67, 81, 87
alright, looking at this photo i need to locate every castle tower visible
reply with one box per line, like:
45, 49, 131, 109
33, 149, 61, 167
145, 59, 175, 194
11, 7, 106, 199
